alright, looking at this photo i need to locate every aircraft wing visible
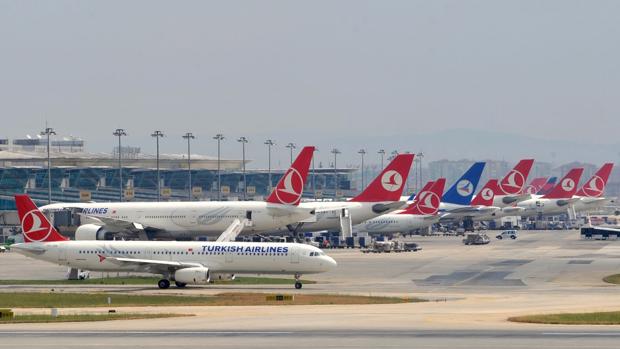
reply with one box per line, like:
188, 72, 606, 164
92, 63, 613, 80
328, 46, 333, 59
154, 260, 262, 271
101, 255, 207, 274
78, 214, 153, 232
501, 194, 531, 205
266, 205, 316, 217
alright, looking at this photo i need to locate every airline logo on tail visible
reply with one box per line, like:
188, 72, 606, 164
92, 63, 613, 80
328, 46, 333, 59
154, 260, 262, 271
442, 162, 486, 206
581, 176, 604, 197
274, 168, 304, 204
456, 179, 474, 197
542, 168, 584, 199
417, 189, 442, 215
498, 159, 534, 195
471, 179, 498, 206
350, 153, 414, 202
561, 178, 575, 192
381, 170, 403, 192
15, 194, 68, 243
576, 163, 614, 198
266, 146, 315, 206
401, 178, 446, 215
524, 177, 548, 195
480, 187, 494, 201
21, 209, 53, 242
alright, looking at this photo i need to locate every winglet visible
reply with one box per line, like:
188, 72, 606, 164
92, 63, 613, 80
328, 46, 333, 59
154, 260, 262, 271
471, 179, 498, 207
265, 146, 315, 205
542, 168, 584, 199
575, 163, 614, 198
400, 178, 446, 215
14, 194, 69, 243
497, 159, 534, 195
350, 153, 414, 202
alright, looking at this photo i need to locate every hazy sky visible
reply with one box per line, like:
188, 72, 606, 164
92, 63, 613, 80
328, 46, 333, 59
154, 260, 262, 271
1, 1, 619, 168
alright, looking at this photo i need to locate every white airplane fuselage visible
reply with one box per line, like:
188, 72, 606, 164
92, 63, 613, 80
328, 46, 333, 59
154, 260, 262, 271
516, 195, 578, 216
275, 201, 404, 233
40, 201, 314, 237
354, 214, 439, 234
12, 240, 336, 275
572, 196, 615, 213
438, 202, 499, 220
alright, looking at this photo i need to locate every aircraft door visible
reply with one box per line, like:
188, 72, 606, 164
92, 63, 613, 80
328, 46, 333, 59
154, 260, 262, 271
58, 246, 68, 265
290, 246, 300, 264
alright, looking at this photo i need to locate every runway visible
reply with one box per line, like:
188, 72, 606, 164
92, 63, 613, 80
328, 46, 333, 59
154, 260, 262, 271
1, 329, 620, 348
2, 230, 620, 348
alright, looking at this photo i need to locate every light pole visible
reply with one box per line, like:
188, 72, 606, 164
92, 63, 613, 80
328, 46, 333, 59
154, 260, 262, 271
331, 148, 341, 199
312, 148, 319, 199
113, 129, 127, 201
40, 127, 56, 204
285, 143, 296, 165
378, 149, 385, 170
264, 139, 275, 192
182, 133, 195, 201
213, 134, 225, 200
237, 137, 248, 200
358, 149, 366, 191
151, 130, 164, 201
416, 152, 424, 192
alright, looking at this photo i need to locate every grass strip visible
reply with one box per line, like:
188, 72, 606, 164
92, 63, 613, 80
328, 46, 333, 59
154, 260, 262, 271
603, 274, 620, 285
0, 313, 187, 324
509, 311, 620, 325
0, 292, 420, 308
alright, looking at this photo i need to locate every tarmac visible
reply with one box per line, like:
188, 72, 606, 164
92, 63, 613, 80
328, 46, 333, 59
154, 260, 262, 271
2, 230, 620, 348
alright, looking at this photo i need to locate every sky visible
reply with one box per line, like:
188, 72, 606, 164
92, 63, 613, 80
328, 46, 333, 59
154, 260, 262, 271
1, 1, 619, 169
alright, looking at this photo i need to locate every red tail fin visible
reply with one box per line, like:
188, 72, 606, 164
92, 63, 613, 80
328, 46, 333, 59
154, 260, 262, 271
401, 178, 446, 215
15, 195, 68, 243
575, 163, 614, 198
350, 153, 414, 202
497, 159, 534, 195
265, 146, 315, 205
471, 179, 498, 207
542, 168, 584, 199
523, 177, 548, 195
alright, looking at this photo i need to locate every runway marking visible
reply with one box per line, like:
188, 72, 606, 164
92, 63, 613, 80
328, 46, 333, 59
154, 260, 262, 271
0, 331, 295, 334
543, 332, 620, 336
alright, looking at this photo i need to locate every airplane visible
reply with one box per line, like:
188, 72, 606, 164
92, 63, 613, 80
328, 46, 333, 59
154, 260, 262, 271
437, 162, 487, 220
472, 179, 526, 221
572, 163, 615, 213
523, 177, 549, 195
276, 153, 415, 234
12, 195, 336, 289
489, 159, 535, 207
537, 176, 558, 195
354, 178, 446, 234
517, 168, 585, 216
39, 146, 318, 240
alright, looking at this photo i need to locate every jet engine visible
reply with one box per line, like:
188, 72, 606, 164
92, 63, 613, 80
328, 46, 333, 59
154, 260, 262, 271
174, 267, 210, 284
75, 224, 111, 240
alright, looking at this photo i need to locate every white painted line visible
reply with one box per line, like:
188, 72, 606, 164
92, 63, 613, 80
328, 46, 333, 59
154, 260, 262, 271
543, 332, 620, 336
0, 331, 294, 335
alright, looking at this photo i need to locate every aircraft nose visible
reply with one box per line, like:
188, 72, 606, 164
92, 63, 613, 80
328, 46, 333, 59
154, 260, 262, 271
325, 256, 337, 269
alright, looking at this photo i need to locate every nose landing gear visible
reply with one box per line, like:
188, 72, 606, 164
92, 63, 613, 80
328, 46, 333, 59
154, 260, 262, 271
294, 273, 302, 289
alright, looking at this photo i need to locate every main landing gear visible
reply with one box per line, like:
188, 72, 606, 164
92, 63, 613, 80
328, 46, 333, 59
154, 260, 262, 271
158, 279, 170, 289
294, 273, 302, 289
